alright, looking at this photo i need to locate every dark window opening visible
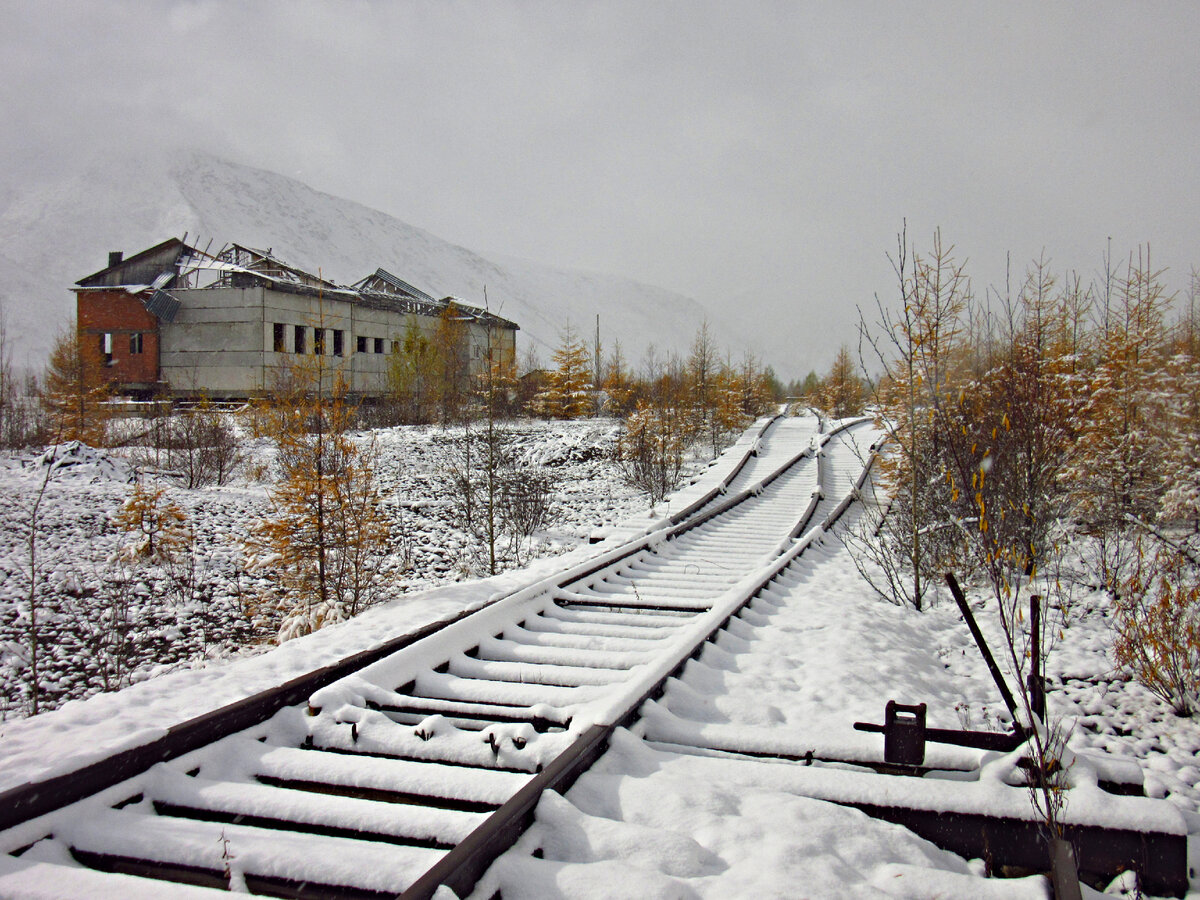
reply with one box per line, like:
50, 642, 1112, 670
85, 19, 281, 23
356, 335, 367, 354
130, 332, 144, 355
374, 338, 384, 354
101, 333, 114, 366
314, 328, 325, 356
273, 323, 286, 353
391, 339, 400, 354
294, 325, 305, 354
333, 329, 344, 357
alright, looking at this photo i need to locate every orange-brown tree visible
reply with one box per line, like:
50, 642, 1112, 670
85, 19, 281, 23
245, 334, 390, 641
531, 324, 593, 419
40, 326, 110, 446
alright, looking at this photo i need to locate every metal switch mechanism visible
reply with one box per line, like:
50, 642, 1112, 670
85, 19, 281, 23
882, 700, 927, 766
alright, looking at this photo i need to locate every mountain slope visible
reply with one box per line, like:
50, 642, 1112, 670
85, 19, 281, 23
0, 150, 733, 373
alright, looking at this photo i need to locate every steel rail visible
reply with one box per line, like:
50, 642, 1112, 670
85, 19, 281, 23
0, 417, 791, 835
0, 417, 853, 895
402, 425, 874, 899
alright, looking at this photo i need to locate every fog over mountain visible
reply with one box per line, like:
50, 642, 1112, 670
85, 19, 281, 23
0, 150, 752, 375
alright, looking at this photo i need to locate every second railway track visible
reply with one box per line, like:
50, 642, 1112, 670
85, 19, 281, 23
0, 415, 878, 899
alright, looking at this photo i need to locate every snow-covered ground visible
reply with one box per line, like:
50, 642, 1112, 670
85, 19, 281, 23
478, 499, 1196, 897
1, 414, 1197, 897
0, 415, 755, 794
0, 417, 709, 720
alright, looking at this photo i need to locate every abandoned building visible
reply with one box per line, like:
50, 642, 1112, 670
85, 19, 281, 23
73, 237, 519, 399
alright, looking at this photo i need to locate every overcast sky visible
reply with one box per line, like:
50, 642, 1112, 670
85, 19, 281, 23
2, 1, 1198, 375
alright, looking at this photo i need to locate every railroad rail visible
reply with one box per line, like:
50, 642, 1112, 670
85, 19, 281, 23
3, 413, 1182, 898
0, 415, 872, 898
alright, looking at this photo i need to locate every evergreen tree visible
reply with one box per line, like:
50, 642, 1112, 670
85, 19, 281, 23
245, 325, 391, 640
41, 326, 110, 446
1062, 249, 1170, 581
532, 324, 592, 419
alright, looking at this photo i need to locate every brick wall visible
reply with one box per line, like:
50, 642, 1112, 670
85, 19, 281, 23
76, 291, 160, 387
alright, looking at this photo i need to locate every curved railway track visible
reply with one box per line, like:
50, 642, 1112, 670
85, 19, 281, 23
0, 415, 878, 899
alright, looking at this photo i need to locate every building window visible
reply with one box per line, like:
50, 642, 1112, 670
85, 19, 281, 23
314, 328, 326, 356
294, 325, 305, 354
333, 329, 344, 357
273, 323, 286, 353
356, 335, 367, 354
374, 338, 384, 354
391, 339, 400, 355
130, 332, 144, 355
101, 333, 114, 366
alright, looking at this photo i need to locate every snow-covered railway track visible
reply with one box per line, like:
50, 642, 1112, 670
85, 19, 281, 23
0, 417, 877, 900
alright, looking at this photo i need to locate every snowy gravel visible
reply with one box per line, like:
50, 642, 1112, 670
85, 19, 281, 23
0, 415, 754, 795
0, 418, 695, 719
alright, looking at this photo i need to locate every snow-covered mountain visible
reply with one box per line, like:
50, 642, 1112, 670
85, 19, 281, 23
0, 150, 733, 373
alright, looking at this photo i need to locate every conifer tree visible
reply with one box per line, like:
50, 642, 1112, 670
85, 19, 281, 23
1062, 249, 1170, 581
858, 227, 968, 609
532, 324, 592, 419
1160, 271, 1200, 530
711, 360, 748, 448
113, 480, 190, 562
602, 340, 636, 416
615, 399, 687, 507
687, 322, 725, 456
816, 345, 865, 419
432, 303, 472, 424
41, 326, 110, 446
738, 352, 774, 417
386, 314, 438, 423
245, 315, 391, 640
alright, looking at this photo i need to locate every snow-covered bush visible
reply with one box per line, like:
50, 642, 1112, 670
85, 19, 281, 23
614, 401, 687, 508
1115, 541, 1200, 717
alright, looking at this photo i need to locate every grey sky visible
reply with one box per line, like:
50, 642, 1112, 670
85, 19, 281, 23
2, 1, 1198, 376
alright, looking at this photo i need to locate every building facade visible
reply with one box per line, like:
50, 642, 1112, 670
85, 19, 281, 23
74, 239, 518, 399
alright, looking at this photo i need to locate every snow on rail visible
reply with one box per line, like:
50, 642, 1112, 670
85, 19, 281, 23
2, 415, 857, 897
13, 416, 1175, 897
0, 417, 777, 801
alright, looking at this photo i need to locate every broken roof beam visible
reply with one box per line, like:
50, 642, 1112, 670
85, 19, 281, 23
358, 268, 440, 305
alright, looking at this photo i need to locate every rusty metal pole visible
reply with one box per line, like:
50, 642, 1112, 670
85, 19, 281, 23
1028, 595, 1045, 723
945, 572, 1022, 722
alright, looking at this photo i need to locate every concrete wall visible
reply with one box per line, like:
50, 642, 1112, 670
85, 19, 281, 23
160, 287, 270, 396
159, 286, 517, 398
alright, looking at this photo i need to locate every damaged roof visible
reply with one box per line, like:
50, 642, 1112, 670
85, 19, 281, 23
73, 237, 518, 331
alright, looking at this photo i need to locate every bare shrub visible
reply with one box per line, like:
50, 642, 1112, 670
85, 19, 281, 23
499, 468, 556, 564
614, 401, 687, 508
1115, 539, 1200, 716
